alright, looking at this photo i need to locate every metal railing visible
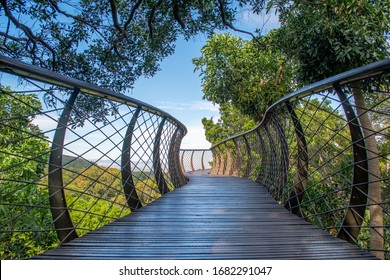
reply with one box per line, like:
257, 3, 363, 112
0, 55, 187, 259
180, 149, 212, 173
210, 59, 390, 259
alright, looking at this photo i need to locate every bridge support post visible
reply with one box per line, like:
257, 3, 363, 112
168, 127, 187, 186
255, 129, 267, 186
224, 143, 233, 175
264, 123, 278, 195
153, 117, 169, 194
210, 148, 218, 174
243, 135, 252, 178
271, 113, 289, 199
334, 85, 368, 244
233, 138, 241, 176
201, 150, 206, 170
121, 106, 143, 211
190, 150, 195, 171
215, 146, 224, 175
48, 88, 80, 243
285, 102, 308, 217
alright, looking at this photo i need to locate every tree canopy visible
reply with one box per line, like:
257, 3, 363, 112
193, 32, 295, 121
273, 0, 390, 83
271, 0, 389, 259
202, 103, 257, 145
194, 0, 389, 259
0, 87, 56, 259
0, 0, 267, 93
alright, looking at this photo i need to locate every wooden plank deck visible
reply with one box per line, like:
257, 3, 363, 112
35, 172, 376, 259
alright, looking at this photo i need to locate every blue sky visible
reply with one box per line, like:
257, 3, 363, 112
0, 7, 280, 150
130, 10, 280, 149
130, 34, 216, 149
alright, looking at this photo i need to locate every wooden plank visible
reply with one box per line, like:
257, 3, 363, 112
35, 173, 376, 260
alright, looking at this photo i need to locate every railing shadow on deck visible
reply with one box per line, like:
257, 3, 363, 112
0, 55, 188, 259
210, 59, 390, 259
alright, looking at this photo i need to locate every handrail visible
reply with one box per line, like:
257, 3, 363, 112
0, 55, 187, 132
179, 149, 212, 173
212, 58, 390, 148
0, 55, 188, 259
210, 59, 390, 259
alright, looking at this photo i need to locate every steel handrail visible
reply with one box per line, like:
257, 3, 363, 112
0, 54, 187, 133
212, 58, 390, 148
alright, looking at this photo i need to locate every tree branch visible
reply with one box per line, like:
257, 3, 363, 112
124, 0, 143, 30
173, 2, 185, 30
148, 5, 156, 40
217, 0, 261, 43
1, 0, 57, 68
0, 31, 28, 42
48, 0, 108, 44
147, 0, 163, 40
109, 0, 127, 36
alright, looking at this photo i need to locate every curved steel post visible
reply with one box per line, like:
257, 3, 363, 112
180, 149, 185, 173
285, 102, 308, 216
201, 150, 206, 170
177, 130, 189, 184
121, 106, 143, 211
334, 85, 369, 244
224, 142, 233, 175
190, 150, 195, 171
255, 128, 267, 186
48, 88, 79, 243
264, 123, 277, 194
153, 117, 169, 194
233, 138, 241, 177
272, 113, 289, 197
168, 127, 186, 186
215, 146, 223, 174
211, 148, 221, 175
243, 135, 252, 178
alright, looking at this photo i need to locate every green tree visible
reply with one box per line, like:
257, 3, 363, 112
62, 164, 131, 236
0, 0, 262, 93
269, 0, 390, 258
202, 103, 256, 145
0, 87, 57, 259
193, 32, 295, 121
0, 0, 269, 126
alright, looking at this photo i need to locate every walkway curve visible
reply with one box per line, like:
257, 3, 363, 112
35, 172, 376, 259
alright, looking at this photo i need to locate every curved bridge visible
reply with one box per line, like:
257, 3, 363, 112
0, 55, 389, 259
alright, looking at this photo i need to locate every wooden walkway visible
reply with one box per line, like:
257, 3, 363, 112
36, 172, 376, 259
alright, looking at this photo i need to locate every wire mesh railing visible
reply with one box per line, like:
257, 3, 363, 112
211, 59, 390, 259
180, 149, 213, 173
0, 55, 187, 259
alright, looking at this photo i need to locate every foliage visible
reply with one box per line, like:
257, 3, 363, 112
0, 87, 58, 259
63, 155, 93, 171
202, 103, 257, 145
194, 32, 295, 121
0, 0, 266, 93
0, 90, 164, 258
271, 0, 390, 83
60, 162, 161, 236
265, 0, 389, 258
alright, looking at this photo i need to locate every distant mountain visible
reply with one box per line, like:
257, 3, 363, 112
62, 155, 94, 170
62, 155, 154, 172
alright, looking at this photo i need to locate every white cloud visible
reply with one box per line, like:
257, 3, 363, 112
181, 125, 211, 149
157, 100, 219, 112
191, 101, 219, 112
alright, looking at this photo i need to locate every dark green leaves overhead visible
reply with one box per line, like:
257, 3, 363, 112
193, 32, 295, 121
0, 0, 262, 93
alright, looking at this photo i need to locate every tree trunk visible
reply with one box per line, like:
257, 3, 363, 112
352, 81, 384, 259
